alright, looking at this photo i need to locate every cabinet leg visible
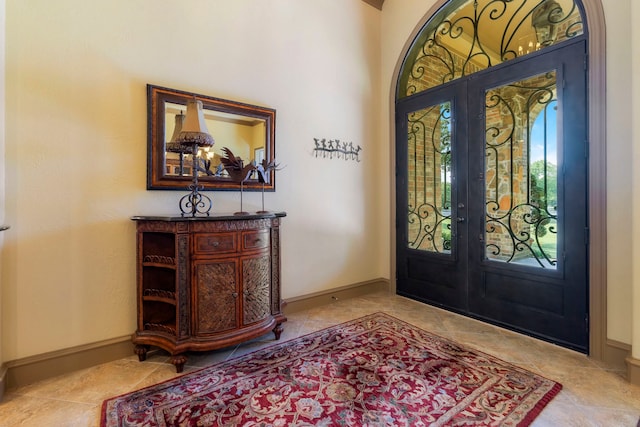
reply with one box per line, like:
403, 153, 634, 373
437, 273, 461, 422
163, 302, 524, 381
134, 345, 150, 362
273, 323, 284, 340
171, 354, 188, 373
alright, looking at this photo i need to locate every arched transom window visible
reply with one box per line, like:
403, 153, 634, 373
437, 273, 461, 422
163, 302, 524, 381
398, 0, 585, 98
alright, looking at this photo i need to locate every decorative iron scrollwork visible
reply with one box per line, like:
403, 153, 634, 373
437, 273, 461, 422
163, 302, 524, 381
408, 203, 452, 253
399, 0, 584, 98
484, 71, 558, 268
407, 103, 452, 254
486, 203, 557, 267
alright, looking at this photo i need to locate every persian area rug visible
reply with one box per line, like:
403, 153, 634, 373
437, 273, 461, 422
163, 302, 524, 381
101, 312, 561, 426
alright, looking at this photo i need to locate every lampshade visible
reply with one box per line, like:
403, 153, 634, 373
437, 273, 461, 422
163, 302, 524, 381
166, 111, 191, 154
176, 99, 215, 147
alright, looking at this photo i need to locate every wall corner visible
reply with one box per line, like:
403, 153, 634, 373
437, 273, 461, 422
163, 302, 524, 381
0, 362, 7, 401
626, 355, 640, 386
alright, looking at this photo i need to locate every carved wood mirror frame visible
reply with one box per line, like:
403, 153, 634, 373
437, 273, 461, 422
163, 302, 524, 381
147, 84, 276, 191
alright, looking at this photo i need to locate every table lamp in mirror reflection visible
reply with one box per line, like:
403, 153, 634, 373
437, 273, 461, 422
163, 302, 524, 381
175, 99, 215, 216
165, 110, 190, 175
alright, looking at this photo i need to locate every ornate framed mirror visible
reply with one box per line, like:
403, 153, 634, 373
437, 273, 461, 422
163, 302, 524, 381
147, 84, 276, 191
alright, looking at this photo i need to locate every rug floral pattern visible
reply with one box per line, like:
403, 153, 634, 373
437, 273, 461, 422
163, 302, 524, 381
101, 313, 561, 426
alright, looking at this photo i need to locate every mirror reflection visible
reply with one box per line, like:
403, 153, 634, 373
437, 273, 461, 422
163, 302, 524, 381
164, 102, 266, 179
147, 84, 276, 191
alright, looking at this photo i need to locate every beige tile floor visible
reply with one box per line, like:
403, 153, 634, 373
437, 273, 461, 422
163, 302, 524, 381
1, 290, 640, 426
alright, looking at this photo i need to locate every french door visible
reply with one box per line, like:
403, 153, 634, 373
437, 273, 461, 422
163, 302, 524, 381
396, 40, 588, 352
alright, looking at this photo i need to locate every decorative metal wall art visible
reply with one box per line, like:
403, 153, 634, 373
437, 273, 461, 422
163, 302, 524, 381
313, 138, 361, 162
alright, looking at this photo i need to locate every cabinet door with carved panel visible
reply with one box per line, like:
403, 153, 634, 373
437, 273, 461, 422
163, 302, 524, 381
193, 259, 239, 335
242, 252, 271, 325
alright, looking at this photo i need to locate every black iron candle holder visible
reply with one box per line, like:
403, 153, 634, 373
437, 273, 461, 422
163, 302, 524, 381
179, 144, 212, 217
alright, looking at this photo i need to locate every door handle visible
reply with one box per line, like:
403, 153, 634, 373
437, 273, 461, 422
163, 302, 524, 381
457, 217, 466, 223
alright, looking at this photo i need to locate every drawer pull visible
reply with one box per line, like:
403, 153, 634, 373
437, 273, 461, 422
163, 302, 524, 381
232, 292, 238, 298
212, 241, 220, 247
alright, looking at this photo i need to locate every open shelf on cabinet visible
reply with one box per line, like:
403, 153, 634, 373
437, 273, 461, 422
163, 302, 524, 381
141, 300, 176, 335
141, 266, 176, 295
142, 288, 177, 304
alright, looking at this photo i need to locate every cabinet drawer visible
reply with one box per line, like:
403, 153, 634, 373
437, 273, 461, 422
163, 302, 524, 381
243, 230, 270, 250
194, 233, 237, 254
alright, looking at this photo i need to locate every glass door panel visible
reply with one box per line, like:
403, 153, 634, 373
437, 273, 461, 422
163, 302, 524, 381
407, 102, 453, 254
484, 71, 558, 269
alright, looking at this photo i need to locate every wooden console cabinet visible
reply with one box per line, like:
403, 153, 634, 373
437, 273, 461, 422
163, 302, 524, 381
131, 212, 286, 372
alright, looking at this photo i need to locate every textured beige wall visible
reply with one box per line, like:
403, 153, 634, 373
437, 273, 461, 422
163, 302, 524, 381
2, 0, 386, 360
631, 0, 640, 359
381, 0, 634, 345
600, 0, 634, 347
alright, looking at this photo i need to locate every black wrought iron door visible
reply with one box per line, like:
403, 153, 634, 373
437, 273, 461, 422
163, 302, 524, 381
396, 81, 470, 312
396, 40, 588, 352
